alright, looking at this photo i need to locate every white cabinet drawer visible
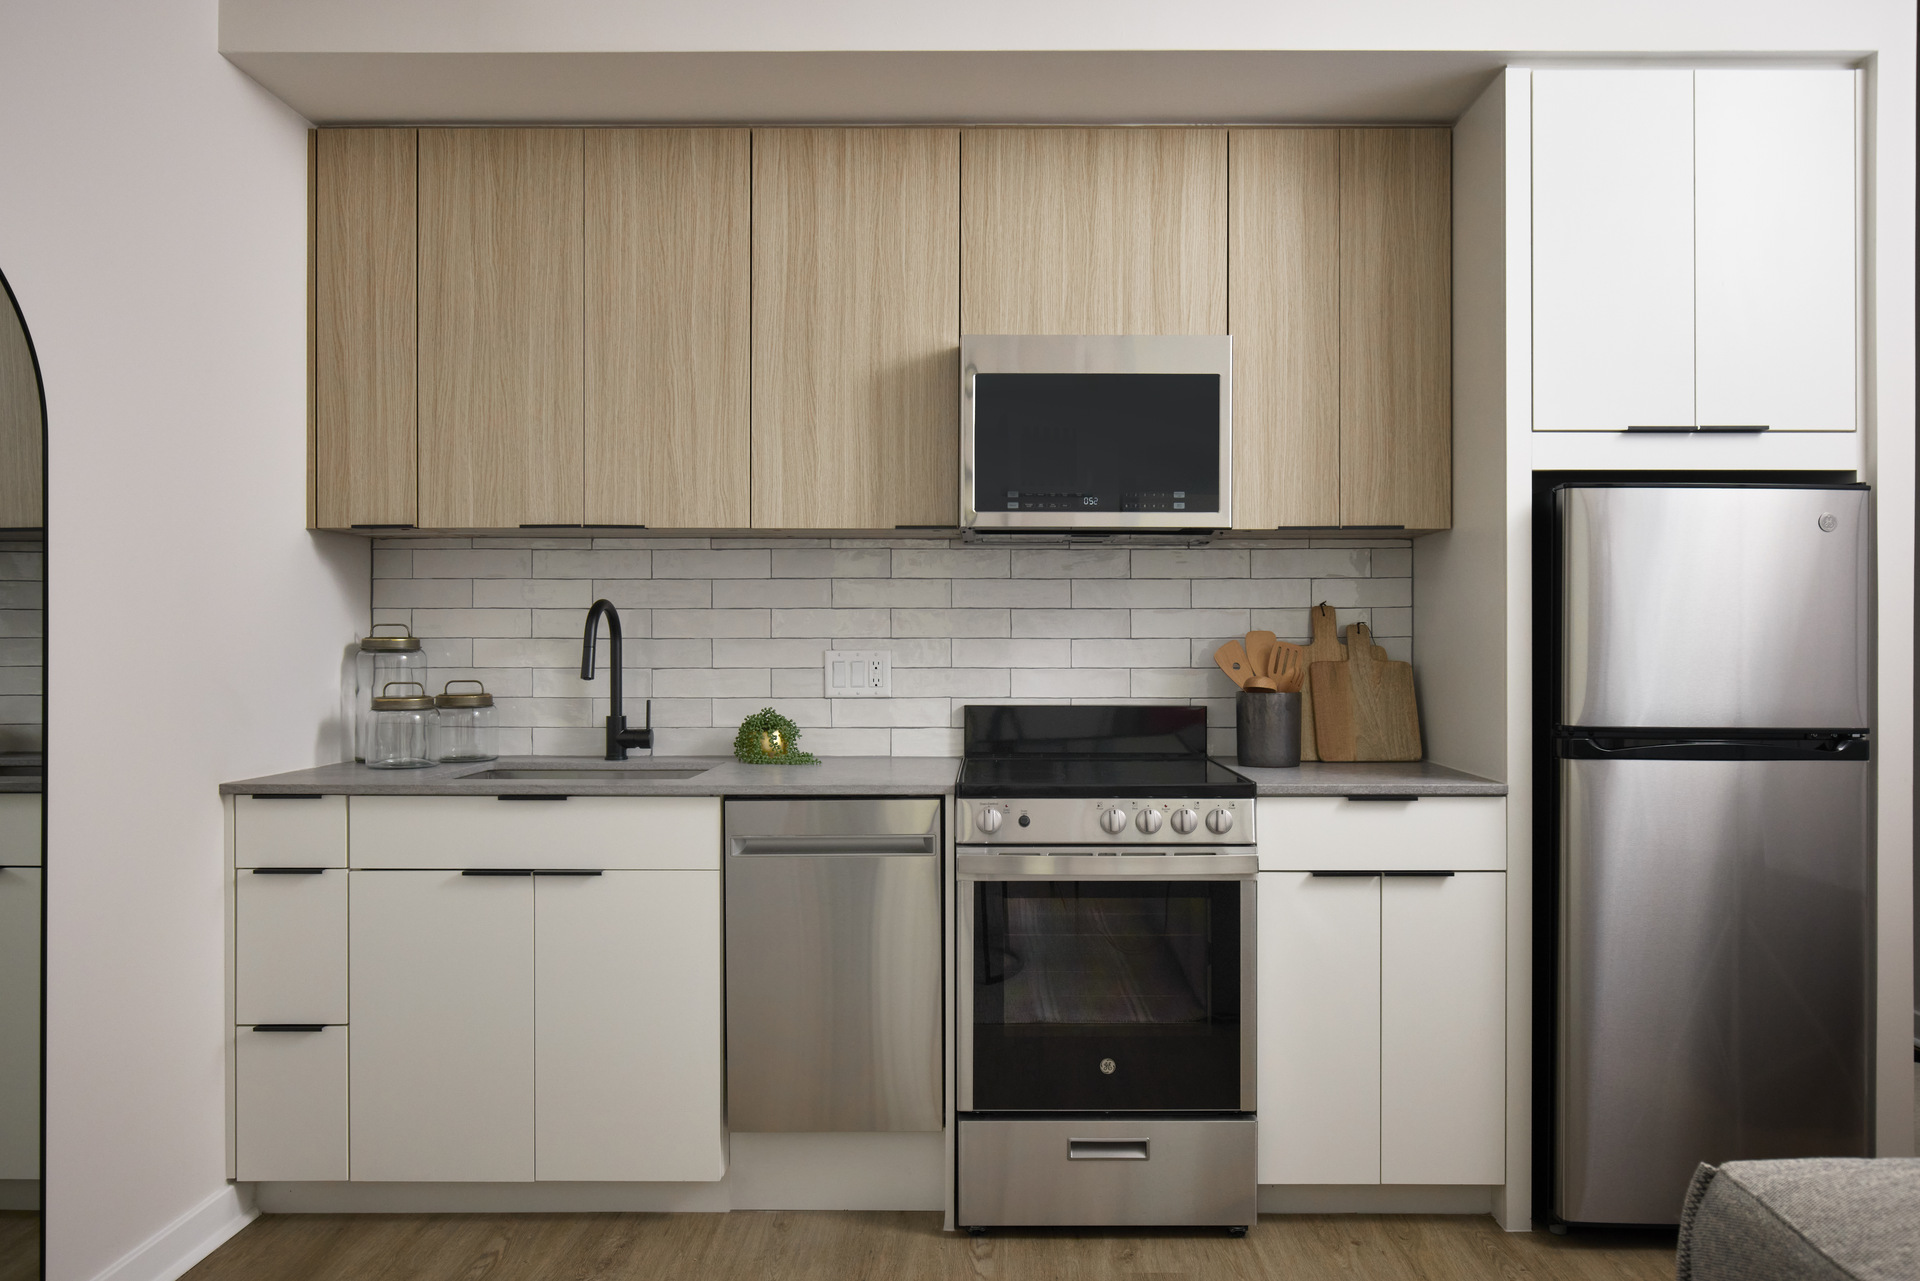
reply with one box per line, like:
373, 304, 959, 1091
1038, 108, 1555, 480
1257, 796, 1505, 872
349, 795, 720, 870
236, 1025, 348, 1181
0, 794, 40, 867
237, 869, 348, 1025
236, 795, 346, 868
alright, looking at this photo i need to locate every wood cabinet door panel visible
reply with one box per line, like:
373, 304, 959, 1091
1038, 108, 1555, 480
316, 128, 417, 528
961, 128, 1226, 336
419, 128, 584, 529
349, 870, 534, 1181
586, 129, 751, 526
1531, 71, 1695, 431
1380, 871, 1505, 1184
1257, 871, 1381, 1184
1339, 128, 1451, 530
1228, 130, 1339, 529
1695, 70, 1857, 432
534, 871, 724, 1181
752, 128, 960, 530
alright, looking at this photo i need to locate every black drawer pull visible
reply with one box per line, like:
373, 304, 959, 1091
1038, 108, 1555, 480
1310, 870, 1381, 877
249, 793, 323, 800
497, 794, 570, 801
534, 869, 604, 877
1344, 794, 1420, 802
251, 867, 328, 875
1385, 870, 1456, 878
462, 869, 534, 877
252, 1024, 326, 1032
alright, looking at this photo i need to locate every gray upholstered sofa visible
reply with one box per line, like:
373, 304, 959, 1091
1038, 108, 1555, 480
1677, 1158, 1920, 1280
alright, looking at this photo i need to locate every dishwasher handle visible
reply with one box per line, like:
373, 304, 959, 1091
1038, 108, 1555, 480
731, 833, 938, 857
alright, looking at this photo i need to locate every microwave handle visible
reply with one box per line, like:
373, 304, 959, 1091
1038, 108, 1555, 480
964, 364, 976, 399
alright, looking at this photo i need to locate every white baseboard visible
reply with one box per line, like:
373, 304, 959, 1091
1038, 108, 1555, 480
255, 1132, 944, 1215
89, 1184, 256, 1281
1259, 1184, 1498, 1215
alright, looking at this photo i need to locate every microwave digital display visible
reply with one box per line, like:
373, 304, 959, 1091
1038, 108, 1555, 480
972, 373, 1221, 515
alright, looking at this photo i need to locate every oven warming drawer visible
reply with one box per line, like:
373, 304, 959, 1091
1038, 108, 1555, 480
957, 1117, 1256, 1228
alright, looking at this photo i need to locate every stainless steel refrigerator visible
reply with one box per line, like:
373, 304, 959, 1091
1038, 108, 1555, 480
1550, 482, 1873, 1227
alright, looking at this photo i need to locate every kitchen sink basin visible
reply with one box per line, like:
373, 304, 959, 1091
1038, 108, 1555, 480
467, 767, 710, 781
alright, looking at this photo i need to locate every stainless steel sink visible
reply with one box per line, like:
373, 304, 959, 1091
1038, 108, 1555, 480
467, 767, 709, 781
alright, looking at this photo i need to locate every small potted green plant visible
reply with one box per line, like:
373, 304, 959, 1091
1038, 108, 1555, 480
732, 707, 819, 765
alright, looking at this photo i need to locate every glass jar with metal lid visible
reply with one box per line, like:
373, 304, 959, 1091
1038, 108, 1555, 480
353, 624, 426, 762
367, 681, 437, 769
433, 679, 498, 763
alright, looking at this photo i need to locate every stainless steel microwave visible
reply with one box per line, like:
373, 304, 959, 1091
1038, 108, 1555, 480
960, 335, 1233, 531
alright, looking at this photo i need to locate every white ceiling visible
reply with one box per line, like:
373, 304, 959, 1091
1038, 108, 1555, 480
223, 50, 1514, 125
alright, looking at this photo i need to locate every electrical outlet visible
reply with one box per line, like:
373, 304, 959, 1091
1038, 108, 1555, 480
825, 649, 891, 698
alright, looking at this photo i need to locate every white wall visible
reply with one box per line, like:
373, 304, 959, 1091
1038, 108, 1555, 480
0, 3, 368, 1279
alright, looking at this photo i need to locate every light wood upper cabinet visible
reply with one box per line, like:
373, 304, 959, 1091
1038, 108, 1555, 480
0, 288, 41, 530
1228, 130, 1340, 529
585, 130, 751, 528
751, 128, 960, 530
1340, 128, 1451, 531
418, 128, 584, 530
962, 129, 1226, 335
315, 129, 417, 529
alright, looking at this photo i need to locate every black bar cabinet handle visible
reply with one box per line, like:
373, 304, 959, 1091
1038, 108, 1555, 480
1310, 870, 1382, 877
1344, 794, 1420, 802
462, 869, 534, 877
497, 794, 570, 802
1385, 870, 1456, 878
251, 867, 328, 875
249, 793, 323, 800
533, 870, 604, 877
252, 1024, 326, 1033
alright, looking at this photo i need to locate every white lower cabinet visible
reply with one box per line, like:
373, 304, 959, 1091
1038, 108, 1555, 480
350, 870, 536, 1182
236, 1026, 349, 1181
534, 871, 725, 1181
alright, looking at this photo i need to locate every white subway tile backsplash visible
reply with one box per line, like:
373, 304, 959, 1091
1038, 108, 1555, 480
951, 578, 1071, 608
368, 530, 1413, 757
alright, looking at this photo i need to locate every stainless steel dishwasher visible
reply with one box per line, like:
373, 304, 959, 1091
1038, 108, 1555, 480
724, 798, 943, 1132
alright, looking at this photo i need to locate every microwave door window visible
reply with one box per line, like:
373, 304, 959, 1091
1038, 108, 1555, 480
974, 374, 1219, 514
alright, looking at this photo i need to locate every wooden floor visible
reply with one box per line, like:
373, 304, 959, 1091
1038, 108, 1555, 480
0, 1213, 37, 1281
185, 1211, 1677, 1281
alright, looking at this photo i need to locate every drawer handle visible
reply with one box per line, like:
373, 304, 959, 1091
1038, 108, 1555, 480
251, 867, 328, 875
533, 869, 604, 877
1385, 870, 1456, 877
248, 793, 323, 800
462, 869, 534, 877
1069, 1139, 1149, 1161
497, 794, 571, 802
251, 1024, 326, 1032
1343, 795, 1419, 802
1310, 870, 1381, 877
1697, 424, 1770, 433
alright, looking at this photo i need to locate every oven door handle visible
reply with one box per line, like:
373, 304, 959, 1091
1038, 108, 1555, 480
956, 852, 1258, 880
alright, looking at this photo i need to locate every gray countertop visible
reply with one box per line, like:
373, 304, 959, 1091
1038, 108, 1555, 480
1223, 758, 1506, 796
221, 755, 960, 798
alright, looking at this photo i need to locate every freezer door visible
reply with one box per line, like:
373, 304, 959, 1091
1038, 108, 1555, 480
1557, 758, 1870, 1226
1561, 486, 1870, 728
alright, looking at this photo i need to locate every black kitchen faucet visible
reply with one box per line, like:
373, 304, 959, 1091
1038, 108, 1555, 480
581, 599, 652, 760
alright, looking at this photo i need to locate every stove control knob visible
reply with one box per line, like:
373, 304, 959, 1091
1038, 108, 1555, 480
1135, 807, 1164, 835
1206, 807, 1235, 835
1100, 808, 1129, 835
975, 806, 1003, 835
1170, 807, 1199, 835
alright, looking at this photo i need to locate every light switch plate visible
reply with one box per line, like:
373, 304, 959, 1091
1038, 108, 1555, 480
826, 649, 892, 698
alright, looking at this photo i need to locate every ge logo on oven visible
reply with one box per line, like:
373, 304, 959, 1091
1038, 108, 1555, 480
1099, 1058, 1117, 1075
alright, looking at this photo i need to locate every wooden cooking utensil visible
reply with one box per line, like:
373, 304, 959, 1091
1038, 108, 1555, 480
1243, 675, 1280, 692
1309, 623, 1421, 761
1213, 640, 1254, 688
1243, 630, 1279, 679
1271, 642, 1307, 694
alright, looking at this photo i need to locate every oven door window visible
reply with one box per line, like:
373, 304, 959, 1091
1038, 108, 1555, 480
972, 879, 1242, 1111
973, 373, 1220, 515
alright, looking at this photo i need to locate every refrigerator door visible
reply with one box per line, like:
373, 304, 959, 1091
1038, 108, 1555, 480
1557, 756, 1871, 1225
1561, 486, 1871, 728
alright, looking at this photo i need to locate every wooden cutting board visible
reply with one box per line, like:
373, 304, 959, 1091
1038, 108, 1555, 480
1308, 623, 1421, 761
1298, 604, 1390, 761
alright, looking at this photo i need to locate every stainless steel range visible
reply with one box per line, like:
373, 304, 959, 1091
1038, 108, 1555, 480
953, 705, 1257, 1233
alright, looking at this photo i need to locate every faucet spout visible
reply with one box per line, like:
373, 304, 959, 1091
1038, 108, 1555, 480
581, 599, 651, 760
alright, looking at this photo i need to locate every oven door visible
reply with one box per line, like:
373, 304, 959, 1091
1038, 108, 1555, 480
957, 852, 1256, 1113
